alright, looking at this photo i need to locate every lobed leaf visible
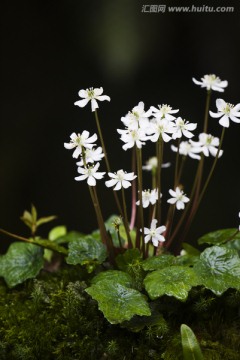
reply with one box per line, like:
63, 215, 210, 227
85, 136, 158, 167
91, 270, 134, 287
66, 236, 107, 270
86, 280, 151, 324
144, 266, 200, 301
142, 254, 175, 271
0, 242, 44, 287
193, 246, 240, 295
198, 228, 240, 246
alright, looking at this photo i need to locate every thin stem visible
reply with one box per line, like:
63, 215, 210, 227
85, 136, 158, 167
121, 187, 133, 248
94, 109, 123, 218
203, 90, 211, 133
197, 128, 225, 206
156, 137, 163, 223
179, 127, 225, 245
166, 159, 202, 248
130, 147, 137, 230
174, 138, 181, 187
0, 228, 68, 255
88, 186, 108, 245
136, 147, 145, 257
94, 109, 110, 173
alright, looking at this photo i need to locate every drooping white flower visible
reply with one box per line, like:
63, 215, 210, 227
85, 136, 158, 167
171, 141, 201, 160
121, 102, 152, 131
148, 118, 175, 143
136, 189, 159, 208
75, 162, 105, 186
105, 170, 137, 191
151, 104, 179, 121
76, 147, 104, 166
64, 131, 97, 158
238, 212, 240, 231
192, 74, 228, 92
74, 87, 110, 112
117, 128, 148, 150
142, 156, 171, 171
142, 156, 158, 171
167, 187, 190, 210
141, 219, 166, 247
190, 133, 223, 158
172, 117, 197, 139
209, 99, 240, 128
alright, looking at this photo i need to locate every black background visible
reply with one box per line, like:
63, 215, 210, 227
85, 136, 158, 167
1, 0, 240, 252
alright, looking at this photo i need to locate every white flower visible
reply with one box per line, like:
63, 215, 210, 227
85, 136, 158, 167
238, 212, 240, 231
172, 117, 197, 139
141, 219, 166, 247
117, 128, 148, 150
76, 147, 104, 166
148, 118, 175, 143
75, 162, 105, 186
121, 102, 152, 131
167, 187, 190, 210
209, 99, 240, 128
142, 157, 171, 171
64, 131, 97, 158
151, 104, 179, 121
105, 170, 137, 191
190, 133, 223, 158
192, 74, 228, 92
171, 141, 201, 160
136, 189, 159, 208
74, 87, 110, 112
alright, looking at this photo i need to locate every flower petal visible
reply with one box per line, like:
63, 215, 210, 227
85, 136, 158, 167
219, 115, 230, 128
74, 98, 90, 108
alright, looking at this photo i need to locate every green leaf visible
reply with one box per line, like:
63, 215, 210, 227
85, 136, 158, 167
56, 231, 86, 244
66, 236, 107, 271
116, 249, 142, 272
20, 210, 33, 229
48, 226, 67, 241
36, 215, 57, 227
86, 280, 151, 324
121, 303, 167, 332
142, 254, 175, 271
193, 246, 240, 295
45, 226, 68, 261
31, 204, 38, 223
95, 215, 136, 248
181, 324, 204, 360
182, 243, 201, 256
0, 242, 44, 287
198, 228, 240, 246
144, 266, 200, 301
175, 255, 199, 266
91, 270, 134, 287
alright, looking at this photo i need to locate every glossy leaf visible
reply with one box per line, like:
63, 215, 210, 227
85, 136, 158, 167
44, 226, 68, 261
182, 243, 201, 256
116, 248, 142, 272
91, 270, 134, 287
181, 324, 204, 360
198, 228, 240, 246
0, 242, 44, 287
193, 246, 240, 295
142, 254, 175, 271
86, 280, 151, 324
66, 236, 107, 269
144, 266, 200, 301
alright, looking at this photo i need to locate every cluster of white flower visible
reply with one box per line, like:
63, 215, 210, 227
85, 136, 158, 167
117, 102, 198, 149
64, 78, 239, 249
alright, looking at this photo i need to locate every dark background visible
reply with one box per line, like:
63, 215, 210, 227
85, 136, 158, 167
1, 0, 240, 252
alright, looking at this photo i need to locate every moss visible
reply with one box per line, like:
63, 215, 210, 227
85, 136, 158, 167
0, 265, 240, 359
